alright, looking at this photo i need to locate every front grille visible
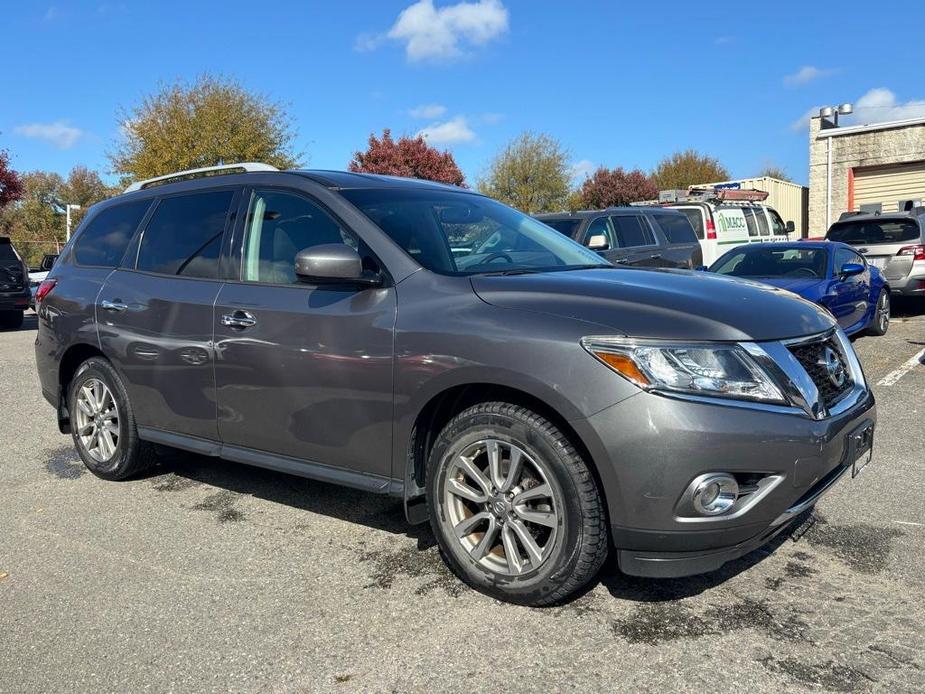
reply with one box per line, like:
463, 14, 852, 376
788, 336, 853, 410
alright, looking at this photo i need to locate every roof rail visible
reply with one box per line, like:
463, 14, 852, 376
124, 162, 278, 193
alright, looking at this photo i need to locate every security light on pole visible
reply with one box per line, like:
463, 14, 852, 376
65, 204, 81, 241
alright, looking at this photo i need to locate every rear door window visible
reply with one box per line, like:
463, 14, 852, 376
651, 212, 698, 244
675, 208, 705, 240
74, 200, 151, 267
827, 219, 921, 245
541, 218, 581, 238
754, 208, 770, 236
741, 208, 760, 237
136, 191, 235, 279
610, 215, 656, 248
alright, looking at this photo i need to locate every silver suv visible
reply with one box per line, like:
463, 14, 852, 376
826, 208, 925, 297
35, 164, 876, 605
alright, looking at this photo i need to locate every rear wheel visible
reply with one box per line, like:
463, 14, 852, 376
68, 358, 156, 480
867, 289, 890, 336
427, 402, 608, 606
0, 310, 23, 330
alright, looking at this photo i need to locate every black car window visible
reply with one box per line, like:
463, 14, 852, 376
755, 208, 770, 236
136, 191, 234, 279
768, 209, 788, 236
0, 241, 19, 267
241, 190, 355, 284
610, 215, 655, 248
675, 208, 705, 240
741, 208, 760, 237
827, 219, 920, 245
74, 200, 151, 267
541, 218, 581, 238
583, 216, 612, 247
651, 212, 698, 244
712, 247, 826, 278
834, 247, 863, 273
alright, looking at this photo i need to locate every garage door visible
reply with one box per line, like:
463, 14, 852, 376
854, 161, 925, 213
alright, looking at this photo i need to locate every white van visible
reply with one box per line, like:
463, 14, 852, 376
661, 188, 795, 266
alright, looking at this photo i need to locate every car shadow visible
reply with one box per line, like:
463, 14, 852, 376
4, 312, 38, 332
892, 296, 925, 320
142, 446, 806, 603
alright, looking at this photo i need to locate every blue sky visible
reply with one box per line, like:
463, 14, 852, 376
2, 0, 921, 187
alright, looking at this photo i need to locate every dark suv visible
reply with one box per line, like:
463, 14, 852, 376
535, 207, 703, 269
0, 236, 30, 329
35, 165, 875, 605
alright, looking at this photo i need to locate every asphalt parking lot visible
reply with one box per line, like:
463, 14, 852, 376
1, 305, 923, 694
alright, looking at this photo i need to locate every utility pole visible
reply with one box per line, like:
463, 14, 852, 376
65, 204, 81, 242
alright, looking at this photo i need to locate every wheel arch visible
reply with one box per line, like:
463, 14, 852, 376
57, 343, 107, 433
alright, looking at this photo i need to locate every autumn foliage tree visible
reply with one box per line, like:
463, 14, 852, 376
110, 75, 301, 184
349, 129, 465, 186
579, 166, 658, 209
0, 149, 24, 210
477, 132, 571, 213
651, 149, 729, 190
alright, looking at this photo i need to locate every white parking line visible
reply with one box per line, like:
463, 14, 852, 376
876, 348, 925, 386
893, 520, 924, 527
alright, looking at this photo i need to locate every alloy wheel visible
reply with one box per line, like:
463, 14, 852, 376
877, 292, 890, 333
74, 378, 120, 463
441, 439, 560, 576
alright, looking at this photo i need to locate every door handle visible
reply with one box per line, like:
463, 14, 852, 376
649, 253, 662, 260
221, 310, 257, 329
101, 299, 128, 312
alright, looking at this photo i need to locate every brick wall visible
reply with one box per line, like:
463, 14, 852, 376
808, 116, 925, 233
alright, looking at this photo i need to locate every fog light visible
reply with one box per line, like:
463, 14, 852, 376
692, 474, 739, 515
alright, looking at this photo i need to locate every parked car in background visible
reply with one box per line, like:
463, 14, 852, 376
35, 164, 875, 606
29, 253, 58, 310
535, 207, 702, 269
707, 241, 889, 336
661, 188, 794, 266
0, 237, 30, 329
825, 208, 925, 298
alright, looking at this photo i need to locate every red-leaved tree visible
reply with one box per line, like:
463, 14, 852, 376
349, 129, 465, 186
579, 166, 658, 209
0, 149, 24, 210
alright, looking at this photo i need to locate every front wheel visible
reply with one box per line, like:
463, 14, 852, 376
867, 289, 890, 336
427, 402, 608, 606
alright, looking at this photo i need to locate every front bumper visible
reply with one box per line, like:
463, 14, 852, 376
573, 380, 876, 579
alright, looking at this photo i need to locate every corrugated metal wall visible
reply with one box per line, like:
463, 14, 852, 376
696, 176, 810, 237
854, 161, 925, 212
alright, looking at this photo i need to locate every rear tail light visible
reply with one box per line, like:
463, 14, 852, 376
897, 244, 925, 261
35, 278, 57, 305
706, 219, 717, 240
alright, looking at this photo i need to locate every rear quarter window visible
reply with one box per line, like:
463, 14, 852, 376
651, 213, 698, 244
675, 208, 705, 239
539, 218, 581, 238
74, 200, 152, 267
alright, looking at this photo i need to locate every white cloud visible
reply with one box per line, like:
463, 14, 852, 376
409, 103, 447, 119
791, 87, 925, 130
784, 66, 835, 86
569, 159, 595, 183
13, 120, 84, 149
479, 112, 504, 124
416, 116, 476, 145
359, 0, 508, 62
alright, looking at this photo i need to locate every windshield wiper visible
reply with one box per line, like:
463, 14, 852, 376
478, 268, 542, 276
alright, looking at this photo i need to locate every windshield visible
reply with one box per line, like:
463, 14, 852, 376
827, 219, 920, 245
711, 247, 827, 279
341, 189, 609, 275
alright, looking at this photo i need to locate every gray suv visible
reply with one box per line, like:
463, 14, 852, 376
35, 165, 876, 606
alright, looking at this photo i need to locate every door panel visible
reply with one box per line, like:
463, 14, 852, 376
830, 248, 870, 329
213, 282, 396, 475
98, 270, 222, 439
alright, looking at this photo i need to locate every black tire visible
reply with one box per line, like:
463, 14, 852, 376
867, 289, 890, 336
427, 402, 608, 606
67, 357, 157, 480
0, 310, 23, 330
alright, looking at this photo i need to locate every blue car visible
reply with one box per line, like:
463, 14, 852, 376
708, 241, 890, 336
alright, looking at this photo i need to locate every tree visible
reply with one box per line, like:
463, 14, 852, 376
579, 166, 658, 209
349, 129, 465, 186
110, 75, 301, 183
757, 165, 792, 182
0, 149, 24, 210
651, 149, 729, 191
478, 132, 571, 213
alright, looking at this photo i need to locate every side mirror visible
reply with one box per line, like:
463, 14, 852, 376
786, 221, 796, 234
294, 244, 381, 286
839, 262, 865, 277
587, 234, 609, 251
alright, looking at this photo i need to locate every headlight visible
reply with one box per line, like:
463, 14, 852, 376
581, 337, 786, 404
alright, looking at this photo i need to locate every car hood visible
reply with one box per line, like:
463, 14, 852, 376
733, 277, 825, 295
470, 268, 835, 342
